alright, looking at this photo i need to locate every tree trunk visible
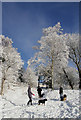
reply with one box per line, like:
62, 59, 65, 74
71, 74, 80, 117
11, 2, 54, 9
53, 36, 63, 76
77, 66, 81, 89
63, 68, 74, 90
79, 70, 81, 89
51, 55, 54, 89
0, 66, 10, 95
0, 77, 5, 95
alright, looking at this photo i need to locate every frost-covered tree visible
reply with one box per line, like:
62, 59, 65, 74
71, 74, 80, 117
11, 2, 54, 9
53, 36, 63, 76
66, 33, 81, 89
0, 35, 24, 95
33, 22, 69, 89
23, 63, 38, 87
0, 36, 3, 93
62, 67, 79, 89
17, 67, 25, 83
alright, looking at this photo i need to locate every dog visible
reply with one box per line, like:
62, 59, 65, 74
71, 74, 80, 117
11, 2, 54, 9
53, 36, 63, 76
61, 94, 67, 101
38, 99, 47, 105
63, 94, 67, 101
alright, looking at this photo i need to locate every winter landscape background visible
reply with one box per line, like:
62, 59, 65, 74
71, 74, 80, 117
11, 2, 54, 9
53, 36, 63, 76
0, 1, 81, 119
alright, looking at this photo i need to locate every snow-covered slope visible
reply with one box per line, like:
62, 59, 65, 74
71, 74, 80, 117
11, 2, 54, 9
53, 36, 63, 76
1, 84, 79, 118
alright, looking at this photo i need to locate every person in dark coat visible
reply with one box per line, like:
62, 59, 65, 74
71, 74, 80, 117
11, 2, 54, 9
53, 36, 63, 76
59, 86, 63, 101
27, 85, 35, 105
37, 85, 42, 98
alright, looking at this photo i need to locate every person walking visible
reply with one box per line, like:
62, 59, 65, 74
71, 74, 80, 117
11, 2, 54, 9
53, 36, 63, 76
37, 85, 42, 98
59, 86, 63, 101
27, 85, 35, 105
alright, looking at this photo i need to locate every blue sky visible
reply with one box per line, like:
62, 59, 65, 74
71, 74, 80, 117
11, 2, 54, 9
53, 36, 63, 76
2, 2, 79, 69
80, 2, 81, 34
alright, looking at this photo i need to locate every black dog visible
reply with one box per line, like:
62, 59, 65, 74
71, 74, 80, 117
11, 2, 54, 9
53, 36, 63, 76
38, 99, 47, 105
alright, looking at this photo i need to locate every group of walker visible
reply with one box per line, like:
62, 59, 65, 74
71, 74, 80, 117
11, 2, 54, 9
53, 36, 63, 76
27, 85, 67, 105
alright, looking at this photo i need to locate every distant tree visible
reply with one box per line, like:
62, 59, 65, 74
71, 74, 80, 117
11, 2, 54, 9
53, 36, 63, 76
0, 35, 24, 95
23, 63, 38, 87
35, 64, 52, 88
17, 67, 25, 83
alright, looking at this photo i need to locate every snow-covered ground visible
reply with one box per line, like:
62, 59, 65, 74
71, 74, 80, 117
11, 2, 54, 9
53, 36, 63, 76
0, 84, 80, 119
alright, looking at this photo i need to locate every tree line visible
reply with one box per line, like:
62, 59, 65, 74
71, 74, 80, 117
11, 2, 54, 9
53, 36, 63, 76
0, 22, 80, 95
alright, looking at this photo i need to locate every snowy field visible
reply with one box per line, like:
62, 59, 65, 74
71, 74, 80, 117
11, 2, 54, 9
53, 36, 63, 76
0, 84, 80, 119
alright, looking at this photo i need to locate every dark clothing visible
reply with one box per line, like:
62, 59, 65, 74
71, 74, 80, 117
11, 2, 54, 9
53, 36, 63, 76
27, 96, 32, 105
28, 86, 33, 98
40, 93, 45, 98
27, 86, 33, 105
37, 86, 42, 97
60, 96, 64, 101
59, 87, 63, 100
59, 87, 63, 94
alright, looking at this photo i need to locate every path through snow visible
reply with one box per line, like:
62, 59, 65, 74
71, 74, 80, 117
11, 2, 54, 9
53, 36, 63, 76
0, 85, 80, 118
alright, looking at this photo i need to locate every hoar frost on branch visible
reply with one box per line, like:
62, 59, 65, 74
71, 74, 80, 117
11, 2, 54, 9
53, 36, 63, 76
24, 63, 38, 87
59, 66, 79, 89
66, 33, 81, 89
0, 35, 24, 95
39, 23, 69, 71
29, 22, 69, 89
